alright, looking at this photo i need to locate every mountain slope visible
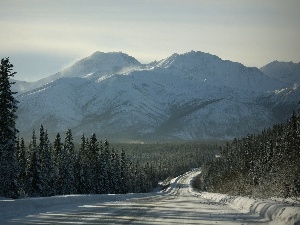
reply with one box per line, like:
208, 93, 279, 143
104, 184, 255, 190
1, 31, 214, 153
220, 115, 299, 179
154, 51, 282, 91
48, 51, 142, 80
260, 61, 300, 85
16, 51, 298, 142
15, 52, 142, 94
11, 79, 35, 94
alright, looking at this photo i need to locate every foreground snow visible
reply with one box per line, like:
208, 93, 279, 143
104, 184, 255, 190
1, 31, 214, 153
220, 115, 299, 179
0, 169, 299, 224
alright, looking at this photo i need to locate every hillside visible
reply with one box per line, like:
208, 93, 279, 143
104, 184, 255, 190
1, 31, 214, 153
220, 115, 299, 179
260, 60, 300, 85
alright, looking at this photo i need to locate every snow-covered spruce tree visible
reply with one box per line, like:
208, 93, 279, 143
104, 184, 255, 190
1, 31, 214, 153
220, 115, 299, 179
88, 133, 100, 194
110, 148, 121, 193
119, 149, 129, 194
0, 58, 19, 198
39, 126, 56, 196
76, 134, 89, 194
61, 129, 76, 194
26, 130, 43, 196
97, 139, 106, 194
282, 111, 300, 198
99, 140, 111, 193
53, 133, 63, 195
16, 137, 27, 196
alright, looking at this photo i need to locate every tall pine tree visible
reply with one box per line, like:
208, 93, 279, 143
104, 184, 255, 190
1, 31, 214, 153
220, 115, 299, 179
26, 130, 43, 196
16, 138, 26, 196
53, 133, 63, 195
61, 129, 76, 194
0, 58, 19, 198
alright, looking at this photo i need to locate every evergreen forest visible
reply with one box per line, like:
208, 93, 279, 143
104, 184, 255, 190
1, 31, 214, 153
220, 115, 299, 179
14, 127, 215, 198
200, 111, 300, 200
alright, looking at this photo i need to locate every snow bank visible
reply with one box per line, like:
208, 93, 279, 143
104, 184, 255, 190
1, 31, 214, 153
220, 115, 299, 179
189, 173, 300, 225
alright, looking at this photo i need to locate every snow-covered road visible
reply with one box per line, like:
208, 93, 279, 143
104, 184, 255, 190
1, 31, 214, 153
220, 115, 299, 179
1, 169, 299, 224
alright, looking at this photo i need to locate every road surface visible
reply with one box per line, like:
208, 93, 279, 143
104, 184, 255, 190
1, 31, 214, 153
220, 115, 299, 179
6, 169, 269, 224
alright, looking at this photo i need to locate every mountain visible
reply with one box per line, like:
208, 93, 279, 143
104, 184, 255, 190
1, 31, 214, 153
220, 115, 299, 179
11, 79, 35, 94
14, 51, 142, 94
37, 51, 142, 84
260, 61, 300, 85
15, 51, 298, 142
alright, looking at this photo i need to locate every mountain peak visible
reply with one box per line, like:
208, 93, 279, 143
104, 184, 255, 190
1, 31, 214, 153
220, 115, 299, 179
156, 51, 227, 69
33, 51, 142, 86
260, 60, 300, 84
78, 51, 141, 67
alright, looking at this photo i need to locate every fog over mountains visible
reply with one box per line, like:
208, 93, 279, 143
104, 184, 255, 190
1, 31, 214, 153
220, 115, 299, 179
14, 51, 299, 142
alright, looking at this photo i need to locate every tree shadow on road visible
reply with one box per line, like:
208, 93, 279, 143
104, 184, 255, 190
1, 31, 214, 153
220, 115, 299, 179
9, 195, 270, 225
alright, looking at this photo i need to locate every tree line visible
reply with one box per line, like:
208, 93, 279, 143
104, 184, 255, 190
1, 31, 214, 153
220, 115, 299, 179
15, 127, 158, 198
200, 111, 300, 199
10, 126, 216, 198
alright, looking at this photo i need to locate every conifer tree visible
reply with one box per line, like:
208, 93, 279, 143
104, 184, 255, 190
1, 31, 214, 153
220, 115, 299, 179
53, 133, 63, 195
76, 134, 88, 193
101, 140, 111, 193
39, 126, 55, 196
62, 129, 76, 194
0, 58, 19, 198
110, 148, 121, 193
96, 139, 106, 193
26, 130, 43, 196
17, 138, 27, 196
120, 149, 129, 194
88, 133, 99, 193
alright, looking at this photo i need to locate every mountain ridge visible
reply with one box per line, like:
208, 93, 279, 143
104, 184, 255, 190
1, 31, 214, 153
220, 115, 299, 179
260, 60, 300, 85
14, 51, 299, 142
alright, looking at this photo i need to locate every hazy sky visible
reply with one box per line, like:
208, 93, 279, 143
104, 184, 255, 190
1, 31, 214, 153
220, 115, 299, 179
1, 0, 299, 81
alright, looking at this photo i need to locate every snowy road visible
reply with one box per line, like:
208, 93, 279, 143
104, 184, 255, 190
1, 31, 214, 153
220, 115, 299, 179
1, 169, 275, 225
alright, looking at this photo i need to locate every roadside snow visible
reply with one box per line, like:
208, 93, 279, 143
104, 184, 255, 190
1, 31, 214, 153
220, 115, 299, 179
0, 192, 160, 223
189, 171, 300, 225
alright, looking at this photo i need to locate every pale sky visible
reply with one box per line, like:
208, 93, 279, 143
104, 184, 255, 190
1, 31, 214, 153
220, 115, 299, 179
1, 0, 299, 81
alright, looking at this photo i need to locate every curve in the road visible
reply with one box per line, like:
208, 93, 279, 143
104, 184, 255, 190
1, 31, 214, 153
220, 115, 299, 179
8, 168, 271, 225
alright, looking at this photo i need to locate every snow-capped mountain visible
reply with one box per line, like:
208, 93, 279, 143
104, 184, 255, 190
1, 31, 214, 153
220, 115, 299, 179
39, 51, 142, 83
14, 51, 142, 94
260, 61, 300, 85
15, 51, 299, 142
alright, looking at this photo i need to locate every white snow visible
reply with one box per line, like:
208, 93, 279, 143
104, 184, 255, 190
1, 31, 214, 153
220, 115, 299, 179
1, 169, 299, 224
260, 60, 300, 85
16, 56, 285, 140
189, 171, 300, 225
192, 191, 300, 225
14, 50, 298, 141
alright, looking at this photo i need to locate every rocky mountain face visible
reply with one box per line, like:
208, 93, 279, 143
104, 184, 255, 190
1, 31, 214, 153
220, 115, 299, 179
14, 51, 299, 142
